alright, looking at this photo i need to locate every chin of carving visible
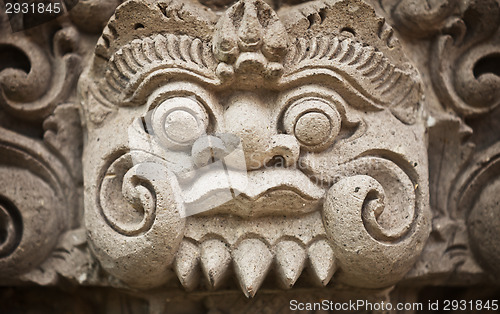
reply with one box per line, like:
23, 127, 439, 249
86, 152, 186, 288
322, 157, 430, 288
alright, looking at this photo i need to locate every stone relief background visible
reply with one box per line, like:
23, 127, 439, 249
0, 0, 499, 313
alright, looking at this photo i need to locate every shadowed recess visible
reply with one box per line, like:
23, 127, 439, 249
0, 195, 23, 259
473, 53, 500, 78
0, 44, 31, 74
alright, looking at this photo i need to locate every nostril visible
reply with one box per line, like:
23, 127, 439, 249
265, 155, 287, 168
266, 134, 300, 168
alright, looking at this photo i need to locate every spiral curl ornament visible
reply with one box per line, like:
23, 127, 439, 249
0, 27, 81, 120
0, 197, 22, 259
456, 144, 500, 279
0, 126, 70, 280
100, 154, 158, 236
322, 157, 430, 288
430, 0, 500, 117
88, 151, 186, 288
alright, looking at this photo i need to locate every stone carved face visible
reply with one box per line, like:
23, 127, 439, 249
79, 0, 431, 295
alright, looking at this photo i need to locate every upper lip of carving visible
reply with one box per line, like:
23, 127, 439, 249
180, 167, 326, 204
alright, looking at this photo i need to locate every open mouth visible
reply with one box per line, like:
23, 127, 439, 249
180, 167, 326, 217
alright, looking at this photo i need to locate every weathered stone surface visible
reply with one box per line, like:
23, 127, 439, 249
0, 0, 499, 312
77, 0, 431, 293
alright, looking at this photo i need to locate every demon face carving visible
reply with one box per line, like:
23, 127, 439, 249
79, 0, 430, 295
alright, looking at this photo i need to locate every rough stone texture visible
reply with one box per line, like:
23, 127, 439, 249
0, 0, 499, 312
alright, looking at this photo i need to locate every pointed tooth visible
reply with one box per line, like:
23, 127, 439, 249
174, 240, 200, 291
232, 239, 272, 298
275, 240, 306, 289
308, 239, 336, 286
200, 239, 231, 289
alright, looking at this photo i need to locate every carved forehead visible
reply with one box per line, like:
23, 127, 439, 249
92, 0, 409, 67
93, 0, 410, 62
82, 0, 423, 124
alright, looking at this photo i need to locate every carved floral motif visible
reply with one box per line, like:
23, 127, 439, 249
0, 0, 118, 285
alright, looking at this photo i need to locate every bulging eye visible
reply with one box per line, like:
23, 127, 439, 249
283, 98, 341, 151
151, 97, 209, 150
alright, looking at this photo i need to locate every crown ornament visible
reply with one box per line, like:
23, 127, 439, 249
212, 0, 290, 81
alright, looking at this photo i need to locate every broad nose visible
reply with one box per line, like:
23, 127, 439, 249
223, 93, 300, 170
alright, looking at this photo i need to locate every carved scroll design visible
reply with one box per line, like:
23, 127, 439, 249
0, 10, 86, 284
389, 0, 500, 117
0, 25, 81, 120
0, 127, 73, 280
431, 1, 500, 116
87, 151, 186, 288
405, 118, 481, 281
286, 36, 422, 124
405, 117, 499, 283
99, 34, 218, 106
43, 104, 83, 181
20, 228, 97, 286
386, 0, 500, 280
452, 142, 500, 280
0, 196, 22, 259
322, 156, 430, 288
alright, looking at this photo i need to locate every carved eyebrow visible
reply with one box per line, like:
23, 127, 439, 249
98, 34, 220, 106
280, 36, 422, 125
